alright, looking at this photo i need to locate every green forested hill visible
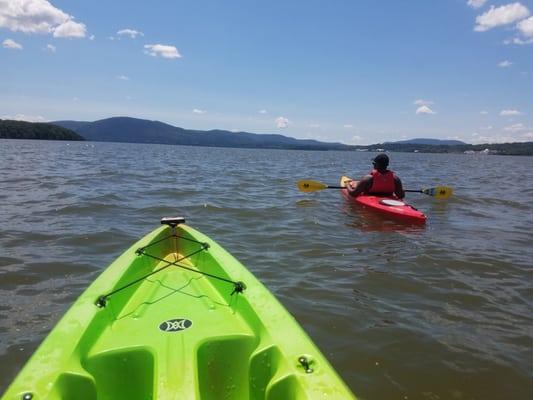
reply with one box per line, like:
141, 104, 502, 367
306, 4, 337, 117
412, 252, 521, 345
0, 120, 84, 141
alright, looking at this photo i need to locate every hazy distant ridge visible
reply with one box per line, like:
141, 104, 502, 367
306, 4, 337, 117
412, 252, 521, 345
385, 138, 466, 145
53, 117, 351, 151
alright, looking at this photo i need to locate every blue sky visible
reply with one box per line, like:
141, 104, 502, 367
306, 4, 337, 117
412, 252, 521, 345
1, 0, 532, 144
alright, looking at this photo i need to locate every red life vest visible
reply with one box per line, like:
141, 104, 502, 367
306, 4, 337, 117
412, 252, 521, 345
369, 169, 396, 194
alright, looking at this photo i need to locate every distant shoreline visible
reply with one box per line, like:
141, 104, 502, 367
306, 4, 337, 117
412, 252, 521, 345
2, 117, 532, 155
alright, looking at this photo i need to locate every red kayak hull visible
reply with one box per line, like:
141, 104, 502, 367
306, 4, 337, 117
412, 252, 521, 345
340, 176, 427, 224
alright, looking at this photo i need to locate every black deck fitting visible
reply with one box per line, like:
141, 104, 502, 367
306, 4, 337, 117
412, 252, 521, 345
161, 217, 186, 227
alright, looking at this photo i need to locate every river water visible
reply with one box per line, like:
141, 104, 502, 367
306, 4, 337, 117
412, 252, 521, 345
1, 139, 532, 399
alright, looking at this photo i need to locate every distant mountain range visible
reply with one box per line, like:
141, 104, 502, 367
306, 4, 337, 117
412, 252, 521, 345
53, 117, 351, 151
385, 138, 466, 145
3, 116, 531, 155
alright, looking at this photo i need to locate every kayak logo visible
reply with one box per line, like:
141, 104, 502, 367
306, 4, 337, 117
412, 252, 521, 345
159, 318, 193, 332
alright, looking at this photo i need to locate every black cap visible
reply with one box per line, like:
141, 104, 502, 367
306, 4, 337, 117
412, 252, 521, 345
372, 153, 389, 168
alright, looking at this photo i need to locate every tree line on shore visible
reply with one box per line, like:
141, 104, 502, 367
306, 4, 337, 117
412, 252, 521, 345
0, 120, 83, 141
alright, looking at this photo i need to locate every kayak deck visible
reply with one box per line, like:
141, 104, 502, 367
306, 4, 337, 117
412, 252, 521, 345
3, 220, 355, 399
341, 176, 427, 224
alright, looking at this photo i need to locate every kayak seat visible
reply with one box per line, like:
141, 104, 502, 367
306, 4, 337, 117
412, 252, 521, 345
197, 335, 256, 399
50, 372, 97, 400
249, 345, 306, 399
82, 348, 154, 400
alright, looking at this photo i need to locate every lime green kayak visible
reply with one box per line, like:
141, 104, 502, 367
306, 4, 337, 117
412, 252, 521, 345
3, 218, 355, 399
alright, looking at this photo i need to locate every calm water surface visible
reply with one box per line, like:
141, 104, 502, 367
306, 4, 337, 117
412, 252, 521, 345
1, 140, 532, 399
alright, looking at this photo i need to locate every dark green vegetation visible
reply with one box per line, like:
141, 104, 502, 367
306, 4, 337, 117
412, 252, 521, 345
361, 142, 533, 156
54, 117, 350, 151
0, 119, 84, 141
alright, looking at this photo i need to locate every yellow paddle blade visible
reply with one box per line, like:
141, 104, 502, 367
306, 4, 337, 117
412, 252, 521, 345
297, 180, 328, 192
422, 186, 453, 199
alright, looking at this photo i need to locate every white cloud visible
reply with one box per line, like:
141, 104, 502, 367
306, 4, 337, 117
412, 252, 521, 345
517, 15, 533, 36
117, 28, 144, 39
116, 75, 129, 81
500, 109, 522, 116
521, 132, 533, 139
350, 135, 363, 144
416, 105, 436, 114
510, 36, 533, 44
467, 0, 487, 9
504, 123, 526, 131
480, 125, 493, 130
258, 109, 268, 114
498, 60, 513, 67
0, 0, 87, 38
474, 3, 530, 32
144, 44, 181, 59
471, 132, 521, 143
308, 123, 320, 128
275, 116, 289, 128
89, 34, 95, 40
480, 110, 489, 114
2, 38, 22, 49
44, 43, 55, 52
1, 113, 46, 122
193, 109, 206, 114
413, 99, 433, 106
343, 124, 354, 128
53, 19, 86, 38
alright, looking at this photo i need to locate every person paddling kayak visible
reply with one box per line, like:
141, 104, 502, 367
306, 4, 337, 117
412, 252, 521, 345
346, 153, 405, 199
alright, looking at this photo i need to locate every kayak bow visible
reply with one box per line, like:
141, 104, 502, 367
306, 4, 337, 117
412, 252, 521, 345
3, 217, 355, 400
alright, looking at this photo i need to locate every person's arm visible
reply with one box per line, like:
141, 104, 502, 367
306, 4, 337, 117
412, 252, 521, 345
394, 176, 405, 199
347, 175, 372, 197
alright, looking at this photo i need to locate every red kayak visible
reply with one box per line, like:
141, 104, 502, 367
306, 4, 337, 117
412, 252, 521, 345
341, 176, 427, 224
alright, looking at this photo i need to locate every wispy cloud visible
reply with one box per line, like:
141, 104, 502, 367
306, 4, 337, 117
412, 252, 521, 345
500, 109, 522, 116
1, 113, 46, 122
0, 0, 87, 38
467, 0, 487, 9
193, 108, 206, 114
144, 44, 181, 59
308, 123, 320, 128
480, 110, 489, 115
474, 3, 530, 32
258, 109, 268, 114
508, 36, 533, 44
416, 105, 436, 115
343, 124, 354, 128
498, 60, 513, 67
413, 99, 433, 106
2, 38, 22, 50
350, 135, 363, 144
504, 123, 526, 131
275, 116, 289, 128
44, 43, 56, 52
117, 28, 144, 39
